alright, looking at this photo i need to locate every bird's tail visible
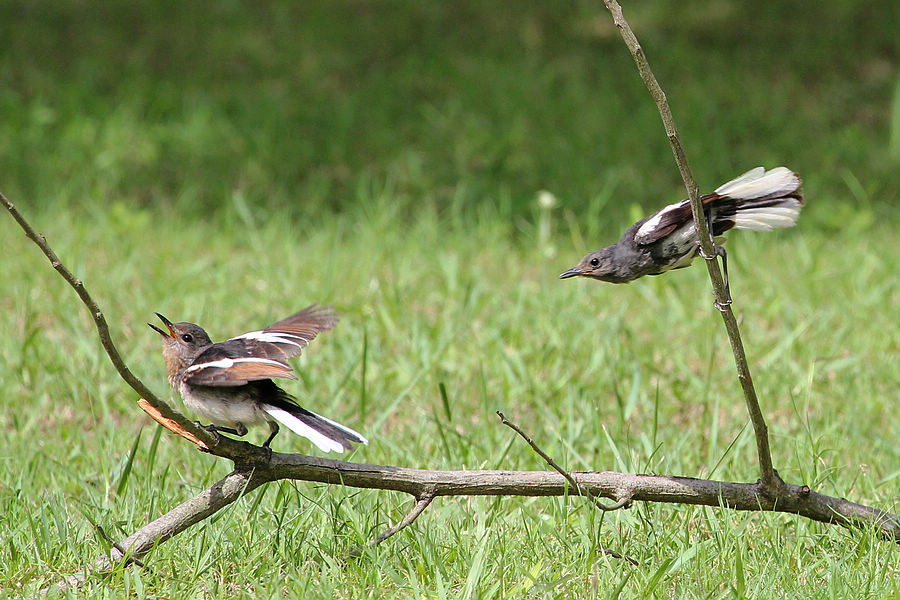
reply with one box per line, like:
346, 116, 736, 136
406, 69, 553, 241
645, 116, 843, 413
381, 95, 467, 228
262, 403, 368, 453
713, 166, 804, 232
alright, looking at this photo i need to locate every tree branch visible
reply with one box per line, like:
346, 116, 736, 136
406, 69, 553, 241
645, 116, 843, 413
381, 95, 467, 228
600, 0, 779, 493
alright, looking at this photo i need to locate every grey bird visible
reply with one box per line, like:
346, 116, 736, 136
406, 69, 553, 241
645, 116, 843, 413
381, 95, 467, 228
559, 166, 803, 296
149, 305, 367, 453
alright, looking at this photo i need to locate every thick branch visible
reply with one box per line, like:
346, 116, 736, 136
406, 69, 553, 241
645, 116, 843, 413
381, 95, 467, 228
601, 0, 778, 492
49, 469, 269, 592
260, 454, 899, 538
51, 450, 900, 592
66, 452, 900, 579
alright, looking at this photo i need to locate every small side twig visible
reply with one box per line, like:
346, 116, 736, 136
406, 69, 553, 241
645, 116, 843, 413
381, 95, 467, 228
94, 526, 148, 570
137, 399, 209, 451
497, 411, 631, 512
497, 412, 638, 565
346, 493, 435, 559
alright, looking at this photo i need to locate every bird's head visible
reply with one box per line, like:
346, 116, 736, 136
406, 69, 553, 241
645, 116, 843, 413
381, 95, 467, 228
149, 314, 212, 375
559, 248, 619, 282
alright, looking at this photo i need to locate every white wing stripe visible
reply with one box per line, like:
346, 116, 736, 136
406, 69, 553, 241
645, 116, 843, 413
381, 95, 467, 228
635, 199, 689, 242
186, 357, 289, 372
230, 330, 306, 347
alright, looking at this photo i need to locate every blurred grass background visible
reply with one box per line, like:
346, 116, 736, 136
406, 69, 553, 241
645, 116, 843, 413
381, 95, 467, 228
1, 1, 898, 598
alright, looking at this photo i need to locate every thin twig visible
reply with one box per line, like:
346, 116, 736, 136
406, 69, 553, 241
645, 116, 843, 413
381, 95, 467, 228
600, 0, 779, 493
497, 412, 638, 565
497, 411, 631, 512
346, 493, 435, 559
0, 191, 219, 451
94, 526, 148, 570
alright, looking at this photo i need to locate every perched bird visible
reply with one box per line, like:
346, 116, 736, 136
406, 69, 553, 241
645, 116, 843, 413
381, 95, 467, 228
149, 305, 367, 453
559, 167, 804, 297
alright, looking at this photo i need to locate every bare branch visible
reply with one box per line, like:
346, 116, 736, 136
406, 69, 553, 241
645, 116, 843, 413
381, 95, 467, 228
0, 191, 219, 451
600, 0, 779, 492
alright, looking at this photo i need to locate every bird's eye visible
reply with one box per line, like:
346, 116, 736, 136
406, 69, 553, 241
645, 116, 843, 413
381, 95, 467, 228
181, 333, 194, 343
589, 257, 600, 267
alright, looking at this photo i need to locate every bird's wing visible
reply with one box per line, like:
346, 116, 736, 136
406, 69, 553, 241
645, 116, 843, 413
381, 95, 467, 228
226, 304, 339, 362
183, 344, 297, 386
633, 194, 722, 245
183, 305, 338, 387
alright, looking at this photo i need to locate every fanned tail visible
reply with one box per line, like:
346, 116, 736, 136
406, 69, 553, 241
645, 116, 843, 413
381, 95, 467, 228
714, 166, 804, 232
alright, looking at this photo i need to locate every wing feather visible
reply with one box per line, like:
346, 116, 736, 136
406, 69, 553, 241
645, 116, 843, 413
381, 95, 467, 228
227, 304, 339, 362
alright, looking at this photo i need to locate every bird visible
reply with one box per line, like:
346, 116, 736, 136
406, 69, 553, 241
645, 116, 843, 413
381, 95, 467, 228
148, 305, 367, 454
559, 166, 804, 299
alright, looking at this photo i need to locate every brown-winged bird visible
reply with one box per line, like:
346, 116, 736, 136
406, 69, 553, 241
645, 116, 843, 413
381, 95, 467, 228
149, 305, 367, 453
559, 166, 803, 296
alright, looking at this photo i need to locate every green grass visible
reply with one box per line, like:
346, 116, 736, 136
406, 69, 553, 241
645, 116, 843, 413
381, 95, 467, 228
1, 1, 899, 598
1, 195, 897, 598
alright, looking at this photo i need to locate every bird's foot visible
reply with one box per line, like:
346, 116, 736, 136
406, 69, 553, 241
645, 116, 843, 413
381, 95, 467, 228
196, 422, 224, 445
261, 442, 274, 461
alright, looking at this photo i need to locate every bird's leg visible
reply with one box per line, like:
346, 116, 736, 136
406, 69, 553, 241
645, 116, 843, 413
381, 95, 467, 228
698, 208, 732, 310
199, 423, 248, 442
262, 421, 279, 460
714, 244, 733, 310
262, 421, 279, 449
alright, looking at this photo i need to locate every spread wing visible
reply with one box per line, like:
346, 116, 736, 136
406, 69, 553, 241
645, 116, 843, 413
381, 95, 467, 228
184, 305, 339, 387
633, 193, 723, 245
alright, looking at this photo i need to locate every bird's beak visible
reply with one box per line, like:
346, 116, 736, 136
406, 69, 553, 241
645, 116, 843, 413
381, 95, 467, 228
149, 313, 176, 338
559, 267, 584, 279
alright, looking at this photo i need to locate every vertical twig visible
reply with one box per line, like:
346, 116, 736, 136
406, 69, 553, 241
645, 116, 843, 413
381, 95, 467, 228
600, 0, 779, 492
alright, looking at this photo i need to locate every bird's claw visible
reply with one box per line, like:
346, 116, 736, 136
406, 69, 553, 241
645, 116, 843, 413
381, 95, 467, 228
714, 298, 732, 312
698, 244, 716, 261
198, 422, 223, 445
261, 442, 274, 461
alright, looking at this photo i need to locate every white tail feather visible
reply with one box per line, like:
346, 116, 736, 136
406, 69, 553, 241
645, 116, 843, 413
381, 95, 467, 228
314, 413, 369, 445
733, 200, 802, 231
262, 405, 346, 453
715, 166, 800, 200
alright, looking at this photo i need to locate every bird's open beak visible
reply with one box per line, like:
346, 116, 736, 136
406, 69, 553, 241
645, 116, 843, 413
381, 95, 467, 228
559, 267, 584, 279
149, 313, 176, 338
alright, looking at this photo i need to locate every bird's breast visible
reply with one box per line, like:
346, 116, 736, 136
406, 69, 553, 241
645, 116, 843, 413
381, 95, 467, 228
177, 381, 268, 428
